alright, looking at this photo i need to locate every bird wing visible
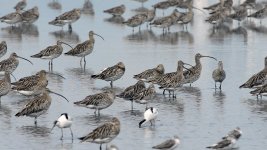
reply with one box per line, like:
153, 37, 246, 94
74, 93, 106, 106
15, 96, 50, 116
80, 122, 114, 142
134, 68, 154, 80
152, 139, 175, 149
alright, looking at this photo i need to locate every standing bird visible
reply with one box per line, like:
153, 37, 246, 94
133, 64, 165, 82
206, 136, 237, 149
228, 6, 247, 25
155, 60, 191, 97
177, 6, 194, 30
91, 62, 125, 88
152, 136, 180, 150
240, 56, 267, 88
152, 0, 178, 16
0, 41, 7, 58
0, 53, 33, 75
0, 72, 11, 102
117, 80, 146, 110
222, 127, 242, 141
51, 113, 73, 140
132, 84, 156, 108
183, 53, 217, 86
103, 4, 126, 16
64, 31, 104, 65
150, 9, 183, 33
15, 88, 69, 125
14, 0, 27, 10
49, 8, 81, 31
139, 107, 158, 128
21, 6, 39, 23
212, 61, 226, 90
142, 8, 156, 28
12, 70, 64, 96
31, 40, 73, 69
79, 117, 120, 150
0, 9, 22, 25
74, 90, 115, 116
11, 70, 64, 87
123, 13, 147, 32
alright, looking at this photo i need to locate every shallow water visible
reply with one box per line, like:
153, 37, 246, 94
0, 0, 267, 149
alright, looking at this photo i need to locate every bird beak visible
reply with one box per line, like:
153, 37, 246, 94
61, 41, 73, 49
47, 89, 69, 102
183, 62, 193, 67
47, 72, 65, 79
17, 55, 33, 65
93, 33, 104, 40
201, 55, 217, 61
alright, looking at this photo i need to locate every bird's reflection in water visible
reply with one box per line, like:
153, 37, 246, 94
18, 125, 51, 137
65, 67, 94, 88
48, 0, 62, 10
104, 16, 125, 25
1, 26, 23, 41
0, 104, 12, 128
213, 90, 226, 109
244, 20, 267, 34
230, 26, 248, 44
178, 31, 194, 44
125, 30, 150, 41
1, 23, 39, 38
245, 98, 267, 114
49, 30, 80, 44
77, 114, 113, 126
55, 140, 73, 150
81, 0, 94, 15
158, 32, 179, 45
208, 24, 231, 43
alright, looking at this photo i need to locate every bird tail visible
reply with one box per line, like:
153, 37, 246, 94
31, 53, 42, 58
91, 74, 100, 79
64, 50, 74, 55
15, 112, 22, 117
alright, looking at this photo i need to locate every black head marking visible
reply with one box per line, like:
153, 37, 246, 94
61, 113, 68, 120
150, 107, 153, 113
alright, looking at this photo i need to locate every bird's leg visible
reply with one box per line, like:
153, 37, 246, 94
83, 56, 86, 63
68, 24, 72, 32
80, 57, 83, 66
94, 109, 97, 115
60, 128, 63, 140
34, 117, 37, 125
131, 100, 133, 111
100, 144, 102, 150
139, 26, 141, 32
190, 83, 192, 87
162, 89, 165, 95
70, 127, 73, 140
110, 81, 113, 88
150, 120, 153, 126
219, 82, 222, 90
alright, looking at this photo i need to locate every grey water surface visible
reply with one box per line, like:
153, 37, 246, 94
0, 0, 267, 149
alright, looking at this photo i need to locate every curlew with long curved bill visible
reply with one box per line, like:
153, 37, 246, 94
79, 117, 120, 150
91, 62, 125, 88
0, 53, 33, 76
183, 53, 217, 86
15, 88, 69, 125
64, 31, 104, 66
240, 56, 267, 89
12, 70, 64, 96
31, 40, 73, 69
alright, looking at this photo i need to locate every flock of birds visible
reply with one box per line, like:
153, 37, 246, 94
0, 0, 266, 149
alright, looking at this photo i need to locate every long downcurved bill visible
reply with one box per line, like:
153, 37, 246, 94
93, 33, 104, 40
17, 56, 33, 65
48, 72, 65, 79
192, 6, 207, 15
61, 41, 73, 49
201, 55, 217, 61
183, 62, 194, 67
48, 89, 69, 102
